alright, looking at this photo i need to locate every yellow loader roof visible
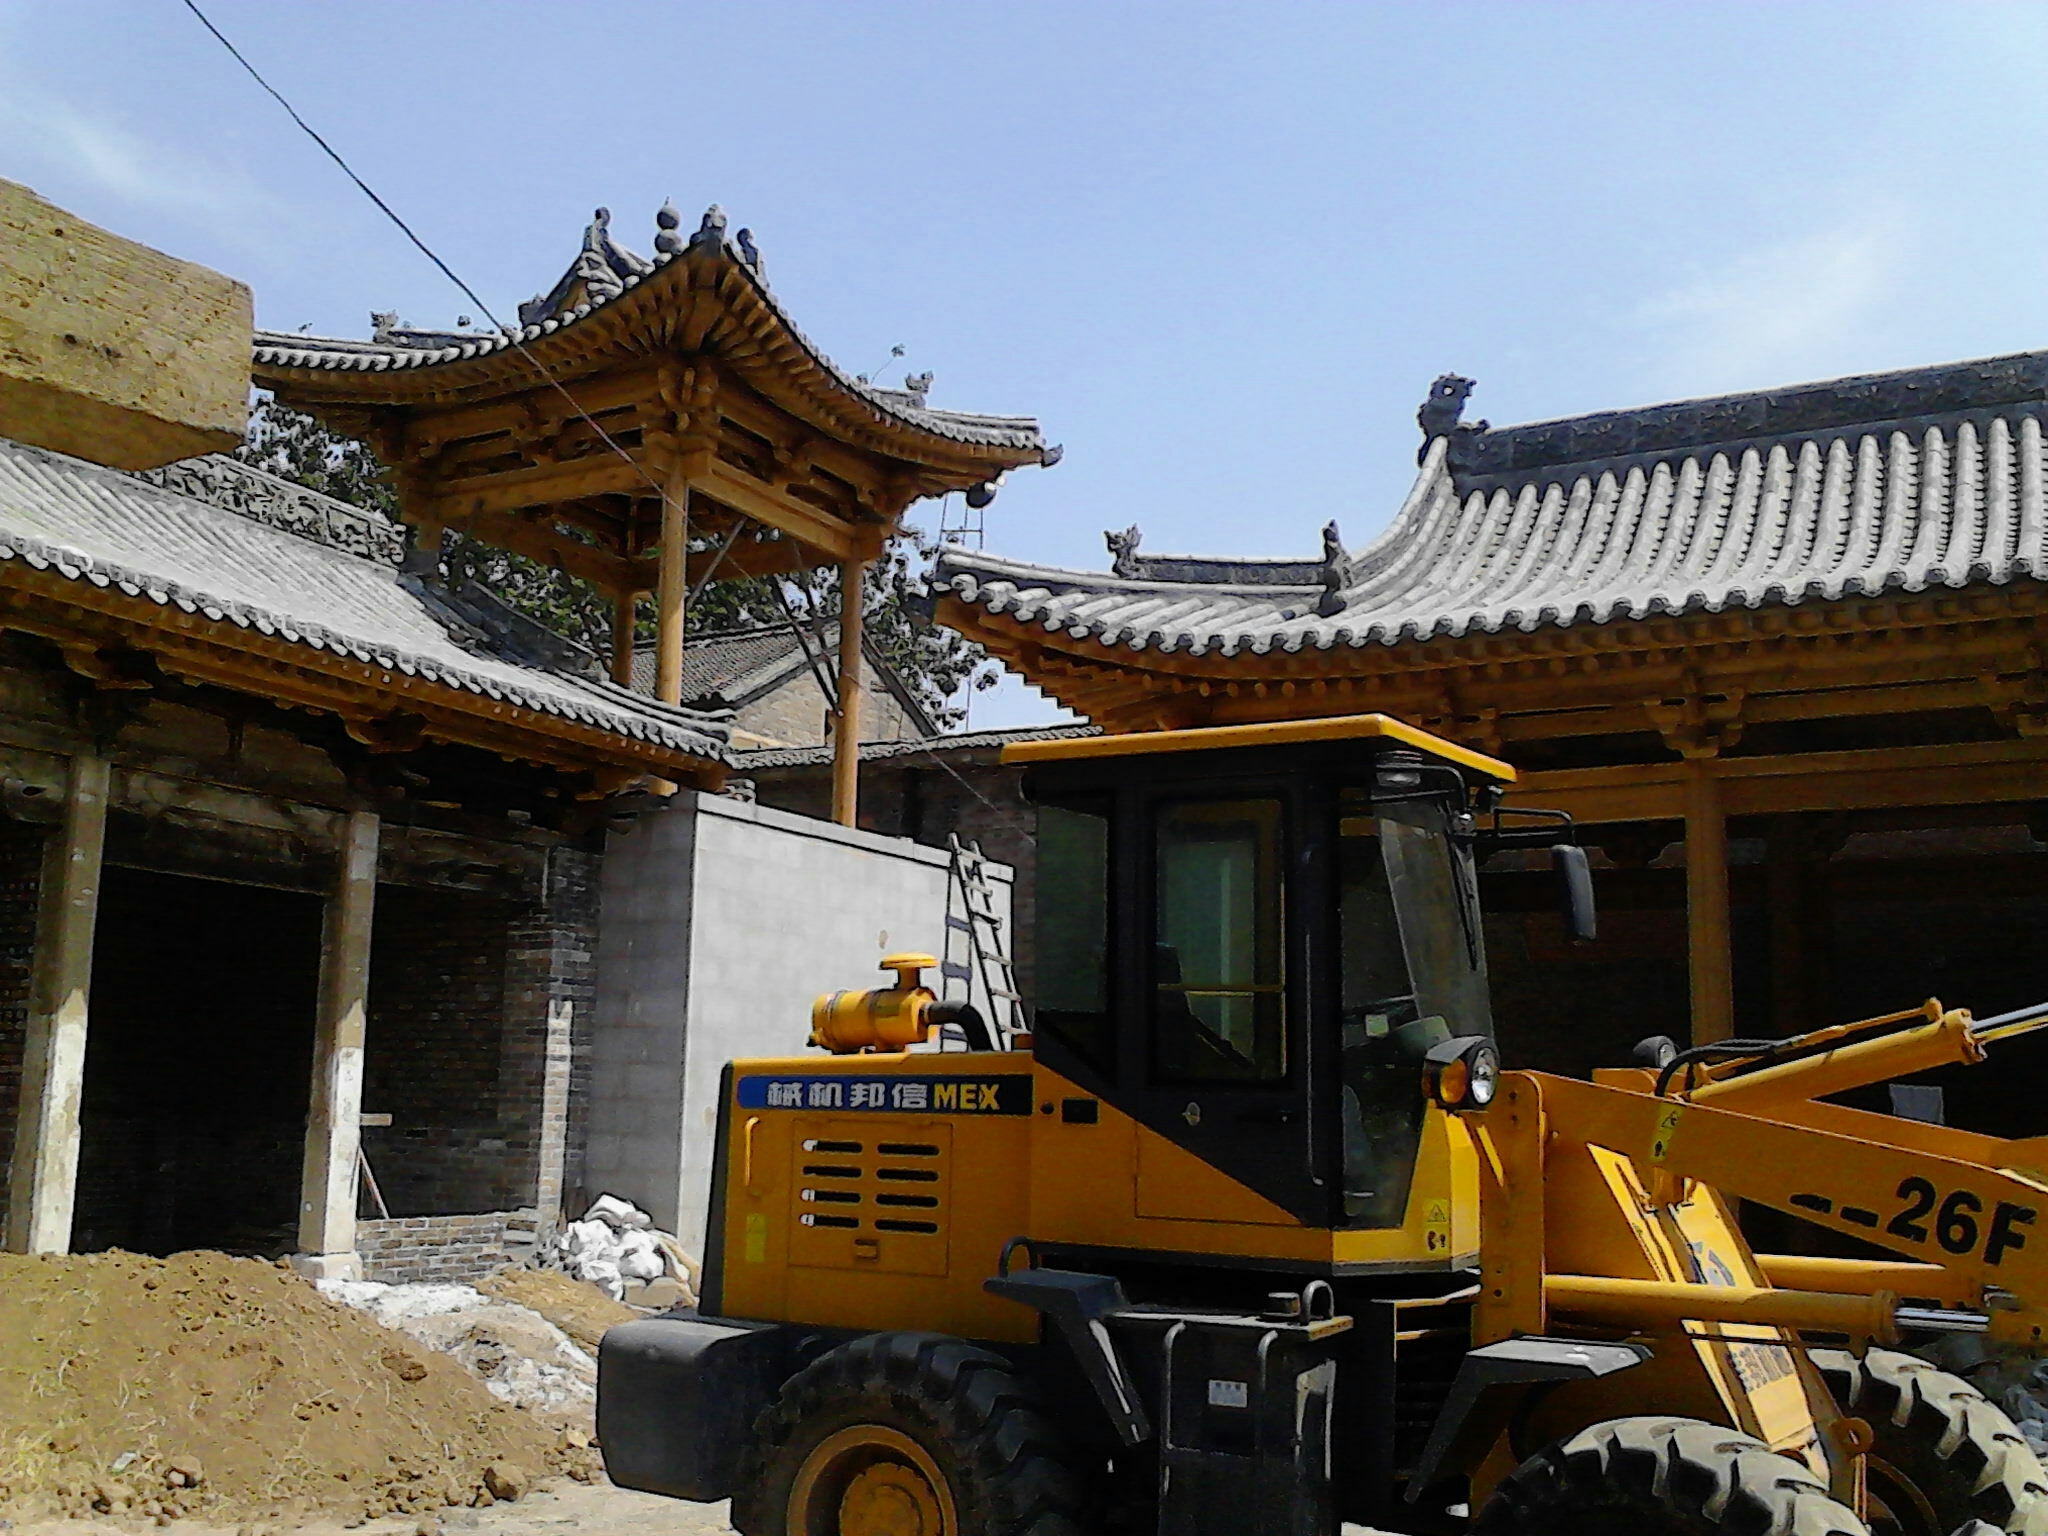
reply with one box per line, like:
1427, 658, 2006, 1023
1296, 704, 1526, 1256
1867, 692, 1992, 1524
1000, 712, 1516, 781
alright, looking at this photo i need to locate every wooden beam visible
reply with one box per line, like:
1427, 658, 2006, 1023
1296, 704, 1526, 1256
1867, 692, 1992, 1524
0, 576, 728, 785
441, 502, 655, 592
1684, 759, 1735, 1045
0, 179, 251, 470
654, 469, 690, 705
1513, 736, 2048, 826
698, 461, 854, 561
833, 559, 868, 826
428, 453, 649, 522
3, 753, 108, 1254
295, 809, 378, 1276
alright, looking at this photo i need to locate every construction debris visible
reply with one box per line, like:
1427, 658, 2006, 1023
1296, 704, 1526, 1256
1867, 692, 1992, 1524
0, 1252, 585, 1525
315, 1281, 597, 1429
552, 1196, 697, 1306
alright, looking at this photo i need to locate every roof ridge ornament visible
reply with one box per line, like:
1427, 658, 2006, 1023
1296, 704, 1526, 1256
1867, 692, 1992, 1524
691, 204, 728, 253
370, 310, 402, 343
654, 200, 684, 256
1418, 373, 1490, 466
1316, 520, 1354, 617
904, 371, 933, 405
736, 227, 764, 276
1106, 524, 1143, 578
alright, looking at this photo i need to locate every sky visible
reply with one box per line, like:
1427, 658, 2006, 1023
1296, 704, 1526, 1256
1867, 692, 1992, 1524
7, 2, 2048, 728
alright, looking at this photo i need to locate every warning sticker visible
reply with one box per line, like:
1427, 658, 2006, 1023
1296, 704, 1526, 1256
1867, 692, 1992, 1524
1423, 1198, 1453, 1254
1650, 1104, 1684, 1162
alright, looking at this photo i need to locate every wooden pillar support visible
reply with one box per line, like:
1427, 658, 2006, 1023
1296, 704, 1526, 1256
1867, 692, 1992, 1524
832, 557, 869, 827
654, 471, 691, 707
295, 810, 379, 1276
611, 590, 639, 689
4, 754, 109, 1254
1684, 758, 1735, 1044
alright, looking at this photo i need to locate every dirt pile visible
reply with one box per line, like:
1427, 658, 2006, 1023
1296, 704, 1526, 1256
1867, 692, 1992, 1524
473, 1270, 637, 1356
0, 1251, 594, 1525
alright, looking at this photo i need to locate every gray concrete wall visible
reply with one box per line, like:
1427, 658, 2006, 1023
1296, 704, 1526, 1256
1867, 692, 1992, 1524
586, 792, 1011, 1258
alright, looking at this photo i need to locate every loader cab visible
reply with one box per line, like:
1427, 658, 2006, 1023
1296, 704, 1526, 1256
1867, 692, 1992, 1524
1006, 715, 1520, 1233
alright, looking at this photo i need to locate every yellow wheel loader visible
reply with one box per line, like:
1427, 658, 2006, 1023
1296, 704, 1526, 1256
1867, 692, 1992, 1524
595, 714, 2048, 1536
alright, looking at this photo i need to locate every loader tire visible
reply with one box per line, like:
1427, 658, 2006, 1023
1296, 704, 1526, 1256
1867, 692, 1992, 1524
732, 1330, 1084, 1536
1473, 1414, 1870, 1536
1813, 1348, 2048, 1536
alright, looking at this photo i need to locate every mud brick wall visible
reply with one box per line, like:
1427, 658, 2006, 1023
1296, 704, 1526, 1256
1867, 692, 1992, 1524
0, 817, 46, 1244
355, 1211, 510, 1282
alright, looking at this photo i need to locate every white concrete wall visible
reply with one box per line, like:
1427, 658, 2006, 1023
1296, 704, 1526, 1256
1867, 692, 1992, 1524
587, 792, 1012, 1259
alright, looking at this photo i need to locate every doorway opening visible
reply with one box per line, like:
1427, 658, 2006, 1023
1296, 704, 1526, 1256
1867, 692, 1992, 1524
73, 866, 323, 1255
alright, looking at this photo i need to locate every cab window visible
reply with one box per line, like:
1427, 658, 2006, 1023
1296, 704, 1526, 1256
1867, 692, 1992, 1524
1151, 798, 1286, 1083
1035, 800, 1114, 1072
1337, 789, 1491, 1227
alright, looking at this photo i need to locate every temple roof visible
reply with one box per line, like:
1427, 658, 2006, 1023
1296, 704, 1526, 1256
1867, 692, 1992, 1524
253, 204, 1053, 467
936, 349, 2048, 660
0, 440, 731, 773
738, 721, 1098, 771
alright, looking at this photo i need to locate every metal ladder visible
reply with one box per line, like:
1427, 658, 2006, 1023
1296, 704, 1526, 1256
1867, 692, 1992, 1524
941, 834, 1025, 1049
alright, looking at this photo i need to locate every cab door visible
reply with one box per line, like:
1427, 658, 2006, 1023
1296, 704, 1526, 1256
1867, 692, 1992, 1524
1130, 784, 1330, 1225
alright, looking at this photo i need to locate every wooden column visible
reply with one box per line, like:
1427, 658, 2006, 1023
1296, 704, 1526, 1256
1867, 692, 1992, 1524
832, 557, 869, 827
611, 590, 639, 689
295, 810, 379, 1274
654, 473, 691, 706
1684, 758, 1735, 1044
4, 754, 108, 1254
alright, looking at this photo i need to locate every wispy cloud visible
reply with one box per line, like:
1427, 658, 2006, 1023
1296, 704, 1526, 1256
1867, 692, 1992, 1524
0, 70, 288, 245
1632, 202, 1914, 396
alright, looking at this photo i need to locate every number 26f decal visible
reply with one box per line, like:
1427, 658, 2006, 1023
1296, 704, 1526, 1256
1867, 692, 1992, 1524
1790, 1178, 2035, 1266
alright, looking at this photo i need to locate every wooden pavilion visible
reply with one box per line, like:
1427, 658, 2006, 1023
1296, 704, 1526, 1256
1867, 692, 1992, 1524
933, 354, 2048, 1075
254, 203, 1054, 824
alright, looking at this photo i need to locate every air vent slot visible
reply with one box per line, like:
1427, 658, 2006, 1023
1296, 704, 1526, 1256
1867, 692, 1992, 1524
803, 1138, 863, 1153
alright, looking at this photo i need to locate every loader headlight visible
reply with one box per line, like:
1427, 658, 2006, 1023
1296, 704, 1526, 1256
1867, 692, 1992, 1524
1424, 1036, 1500, 1110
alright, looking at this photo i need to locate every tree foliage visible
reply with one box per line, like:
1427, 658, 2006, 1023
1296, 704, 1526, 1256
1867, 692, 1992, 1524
236, 398, 994, 725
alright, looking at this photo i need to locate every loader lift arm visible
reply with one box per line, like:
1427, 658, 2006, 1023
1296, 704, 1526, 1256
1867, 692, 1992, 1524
1478, 997, 2048, 1352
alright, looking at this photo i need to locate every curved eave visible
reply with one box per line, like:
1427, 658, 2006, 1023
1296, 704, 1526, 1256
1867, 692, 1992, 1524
935, 568, 2048, 676
0, 547, 729, 785
253, 240, 1050, 481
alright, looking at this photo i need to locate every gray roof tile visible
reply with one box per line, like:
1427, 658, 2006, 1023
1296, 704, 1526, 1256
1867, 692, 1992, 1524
0, 440, 731, 765
937, 351, 2048, 658
738, 722, 1097, 771
254, 208, 1051, 460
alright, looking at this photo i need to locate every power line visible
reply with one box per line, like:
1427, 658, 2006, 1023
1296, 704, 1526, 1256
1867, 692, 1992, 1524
182, 0, 1009, 806
178, 0, 674, 521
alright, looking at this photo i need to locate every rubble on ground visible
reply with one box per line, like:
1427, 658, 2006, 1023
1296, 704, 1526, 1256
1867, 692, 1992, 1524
552, 1196, 696, 1305
0, 1251, 588, 1525
315, 1281, 598, 1430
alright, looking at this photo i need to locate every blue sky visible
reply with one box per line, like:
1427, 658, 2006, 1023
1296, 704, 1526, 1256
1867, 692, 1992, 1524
6, 2, 2047, 727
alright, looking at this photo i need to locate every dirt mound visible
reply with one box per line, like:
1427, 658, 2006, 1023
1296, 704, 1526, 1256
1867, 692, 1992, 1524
473, 1270, 637, 1356
0, 1251, 591, 1524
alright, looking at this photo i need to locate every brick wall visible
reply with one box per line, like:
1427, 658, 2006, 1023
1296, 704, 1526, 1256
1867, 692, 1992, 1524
355, 1211, 510, 1282
361, 884, 517, 1216
0, 818, 45, 1243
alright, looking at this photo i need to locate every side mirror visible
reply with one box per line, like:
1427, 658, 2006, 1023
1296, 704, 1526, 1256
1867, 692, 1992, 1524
1551, 843, 1597, 944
